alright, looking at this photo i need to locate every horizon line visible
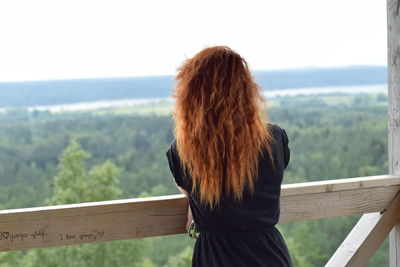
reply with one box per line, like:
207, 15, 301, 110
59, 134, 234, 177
0, 64, 387, 84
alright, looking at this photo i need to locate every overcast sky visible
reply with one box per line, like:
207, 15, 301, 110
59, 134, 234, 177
0, 0, 387, 82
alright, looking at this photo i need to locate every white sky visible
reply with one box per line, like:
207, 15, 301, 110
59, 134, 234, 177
0, 0, 387, 82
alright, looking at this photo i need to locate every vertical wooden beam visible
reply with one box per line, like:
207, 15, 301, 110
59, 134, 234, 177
388, 0, 400, 266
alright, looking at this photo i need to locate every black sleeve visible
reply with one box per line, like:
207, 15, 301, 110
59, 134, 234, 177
281, 128, 290, 169
165, 140, 186, 189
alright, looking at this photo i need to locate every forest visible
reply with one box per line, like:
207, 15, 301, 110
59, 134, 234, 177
0, 92, 389, 266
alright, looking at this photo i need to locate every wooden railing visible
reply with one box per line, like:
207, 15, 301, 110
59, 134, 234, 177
1, 175, 399, 266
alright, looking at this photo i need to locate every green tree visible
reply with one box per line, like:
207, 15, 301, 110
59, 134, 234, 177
20, 139, 147, 267
47, 139, 90, 205
47, 139, 122, 205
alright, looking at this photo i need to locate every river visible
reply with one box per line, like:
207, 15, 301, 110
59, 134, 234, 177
0, 84, 387, 113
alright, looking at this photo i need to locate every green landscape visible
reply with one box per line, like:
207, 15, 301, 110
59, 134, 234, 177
0, 90, 389, 266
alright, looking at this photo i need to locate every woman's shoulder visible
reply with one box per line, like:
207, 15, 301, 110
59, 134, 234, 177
265, 122, 290, 168
166, 138, 191, 190
167, 138, 177, 151
266, 122, 287, 138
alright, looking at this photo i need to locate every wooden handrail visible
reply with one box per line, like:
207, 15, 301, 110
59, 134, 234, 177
0, 175, 399, 252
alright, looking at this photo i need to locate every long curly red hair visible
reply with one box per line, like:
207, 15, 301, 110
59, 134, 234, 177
173, 46, 274, 209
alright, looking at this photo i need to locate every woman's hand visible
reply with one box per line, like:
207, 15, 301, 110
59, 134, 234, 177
175, 185, 193, 233
186, 204, 193, 232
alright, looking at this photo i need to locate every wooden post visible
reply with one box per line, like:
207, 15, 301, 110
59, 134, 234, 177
388, 0, 400, 266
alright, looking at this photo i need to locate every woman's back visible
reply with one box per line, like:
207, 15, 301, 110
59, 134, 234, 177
166, 123, 293, 266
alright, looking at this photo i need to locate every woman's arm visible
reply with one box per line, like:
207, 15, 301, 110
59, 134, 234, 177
176, 186, 193, 232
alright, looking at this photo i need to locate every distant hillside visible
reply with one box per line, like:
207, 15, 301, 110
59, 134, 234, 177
0, 66, 387, 108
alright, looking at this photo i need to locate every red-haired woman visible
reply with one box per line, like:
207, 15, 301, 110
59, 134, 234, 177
166, 46, 293, 267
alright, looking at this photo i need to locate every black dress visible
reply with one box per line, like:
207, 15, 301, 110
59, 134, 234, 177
165, 123, 293, 267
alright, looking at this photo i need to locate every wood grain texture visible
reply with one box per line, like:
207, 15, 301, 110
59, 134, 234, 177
282, 175, 400, 196
388, 0, 400, 265
0, 195, 189, 251
280, 186, 400, 223
326, 192, 400, 266
0, 176, 399, 251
